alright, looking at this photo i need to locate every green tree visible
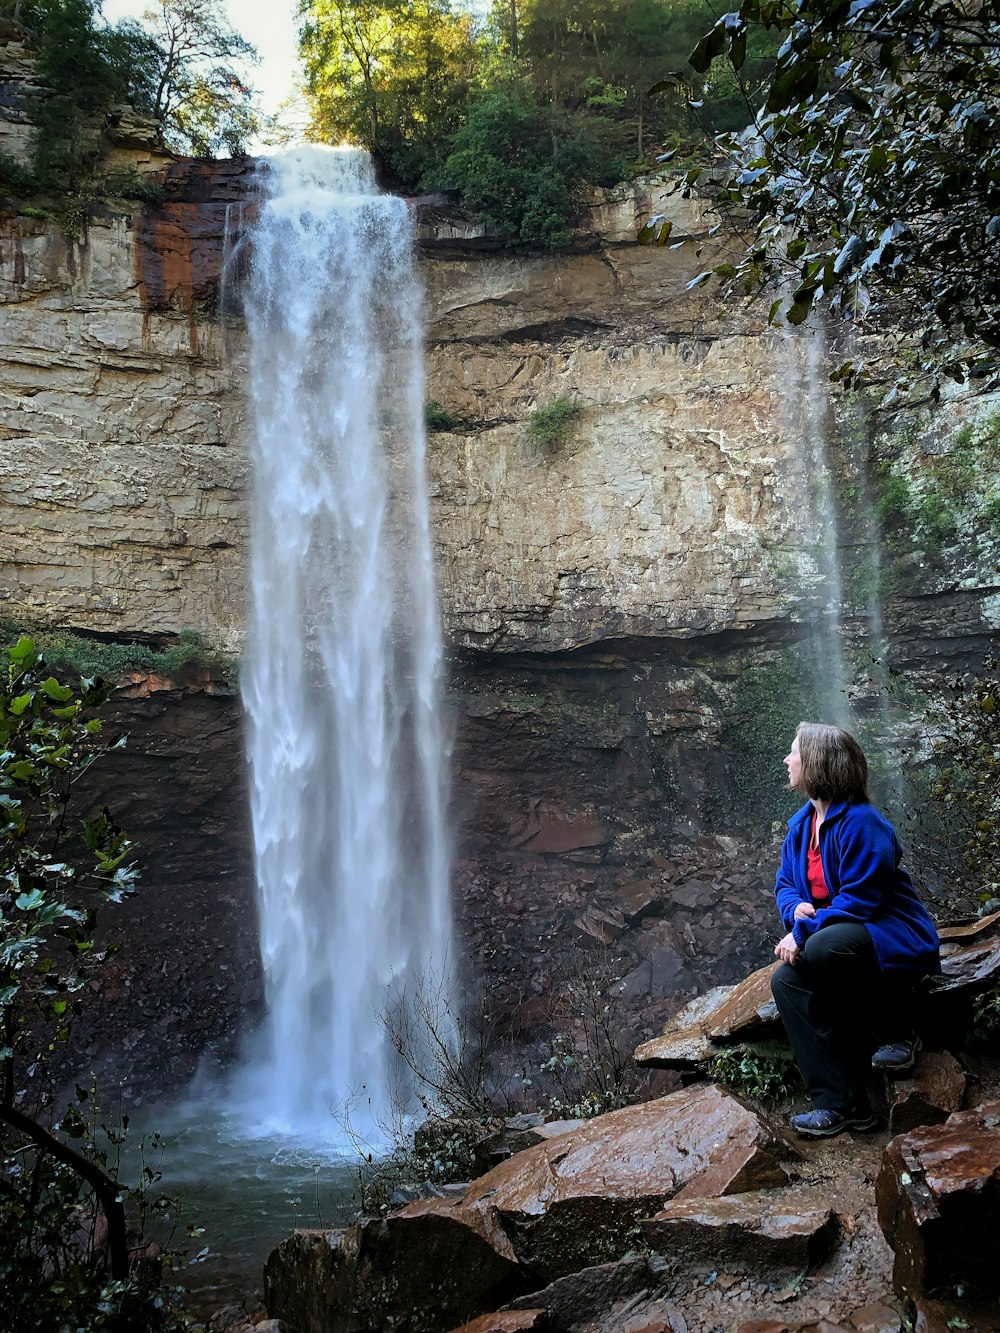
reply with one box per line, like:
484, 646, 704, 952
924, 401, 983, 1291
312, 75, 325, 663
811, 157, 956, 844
0, 638, 178, 1331
29, 0, 128, 188
442, 85, 624, 246
133, 0, 259, 156
680, 0, 1000, 394
300, 0, 478, 187
517, 0, 773, 159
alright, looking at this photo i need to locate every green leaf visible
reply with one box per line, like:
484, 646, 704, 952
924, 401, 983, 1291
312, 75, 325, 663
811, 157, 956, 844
787, 287, 817, 325
8, 637, 37, 666
638, 217, 674, 246
39, 678, 73, 704
9, 693, 33, 716
15, 888, 45, 911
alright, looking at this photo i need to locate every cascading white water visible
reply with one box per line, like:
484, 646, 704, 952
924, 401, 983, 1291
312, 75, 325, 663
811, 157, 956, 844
236, 145, 453, 1141
779, 320, 852, 729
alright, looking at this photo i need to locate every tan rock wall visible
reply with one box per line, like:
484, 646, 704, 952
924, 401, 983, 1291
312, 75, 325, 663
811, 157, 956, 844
0, 175, 816, 656
1, 210, 248, 650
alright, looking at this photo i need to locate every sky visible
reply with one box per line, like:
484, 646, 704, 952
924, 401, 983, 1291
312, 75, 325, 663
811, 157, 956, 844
100, 0, 303, 138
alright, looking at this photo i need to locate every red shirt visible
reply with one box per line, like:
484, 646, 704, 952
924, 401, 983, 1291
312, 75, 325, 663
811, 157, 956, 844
807, 812, 831, 906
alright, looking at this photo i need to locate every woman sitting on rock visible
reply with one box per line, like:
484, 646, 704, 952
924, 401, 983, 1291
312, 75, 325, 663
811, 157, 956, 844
771, 721, 940, 1139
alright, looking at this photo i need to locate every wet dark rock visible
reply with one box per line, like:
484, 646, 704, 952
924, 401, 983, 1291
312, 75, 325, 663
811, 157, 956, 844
503, 1256, 671, 1328
885, 1050, 966, 1135
264, 1207, 524, 1333
875, 1100, 1000, 1303
265, 1086, 800, 1332
572, 905, 626, 946
642, 1186, 837, 1276
931, 934, 1000, 993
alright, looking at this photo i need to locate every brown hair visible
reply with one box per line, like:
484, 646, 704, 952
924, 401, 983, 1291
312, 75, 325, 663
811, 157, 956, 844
793, 722, 871, 803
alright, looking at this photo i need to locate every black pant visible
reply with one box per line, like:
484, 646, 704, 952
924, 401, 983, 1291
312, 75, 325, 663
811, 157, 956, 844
770, 922, 914, 1114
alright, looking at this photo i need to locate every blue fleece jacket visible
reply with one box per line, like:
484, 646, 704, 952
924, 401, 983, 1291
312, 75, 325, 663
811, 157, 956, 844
775, 800, 940, 975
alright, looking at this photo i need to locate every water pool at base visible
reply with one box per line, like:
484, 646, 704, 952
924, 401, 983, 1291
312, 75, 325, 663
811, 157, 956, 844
122, 1104, 360, 1316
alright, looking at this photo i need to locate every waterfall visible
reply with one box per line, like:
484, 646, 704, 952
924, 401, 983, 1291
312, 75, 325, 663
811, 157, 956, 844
779, 320, 852, 730
235, 145, 454, 1141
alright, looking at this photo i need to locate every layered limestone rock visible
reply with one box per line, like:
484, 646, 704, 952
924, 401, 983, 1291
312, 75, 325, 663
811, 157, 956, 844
0, 20, 44, 163
0, 166, 824, 655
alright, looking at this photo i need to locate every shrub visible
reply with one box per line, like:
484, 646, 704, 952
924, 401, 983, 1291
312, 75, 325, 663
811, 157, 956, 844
0, 151, 39, 198
425, 400, 459, 433
442, 87, 624, 249
705, 1039, 800, 1103
969, 985, 1000, 1046
2, 625, 234, 686
527, 397, 583, 454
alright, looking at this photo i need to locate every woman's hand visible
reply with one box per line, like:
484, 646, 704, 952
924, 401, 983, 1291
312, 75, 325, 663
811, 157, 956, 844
793, 903, 816, 921
774, 932, 801, 965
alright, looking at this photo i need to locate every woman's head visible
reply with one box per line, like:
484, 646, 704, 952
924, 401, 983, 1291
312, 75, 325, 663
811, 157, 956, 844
784, 722, 871, 803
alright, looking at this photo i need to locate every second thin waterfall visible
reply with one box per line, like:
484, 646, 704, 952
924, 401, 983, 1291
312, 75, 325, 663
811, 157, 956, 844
238, 146, 453, 1140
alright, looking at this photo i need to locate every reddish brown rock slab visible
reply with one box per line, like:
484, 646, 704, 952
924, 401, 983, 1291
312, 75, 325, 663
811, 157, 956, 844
876, 1100, 1000, 1303
702, 961, 781, 1040
447, 1311, 547, 1333
930, 935, 1000, 993
459, 1084, 797, 1283
633, 988, 733, 1066
264, 1204, 524, 1333
939, 909, 1000, 945
886, 1050, 967, 1136
634, 965, 781, 1068
520, 808, 609, 854
642, 1186, 836, 1274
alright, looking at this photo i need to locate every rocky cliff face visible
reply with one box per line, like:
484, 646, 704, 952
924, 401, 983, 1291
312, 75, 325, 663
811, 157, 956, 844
2, 158, 997, 1099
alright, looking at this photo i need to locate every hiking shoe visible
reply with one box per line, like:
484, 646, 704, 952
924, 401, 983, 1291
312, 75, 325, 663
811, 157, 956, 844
871, 1036, 921, 1072
789, 1107, 879, 1138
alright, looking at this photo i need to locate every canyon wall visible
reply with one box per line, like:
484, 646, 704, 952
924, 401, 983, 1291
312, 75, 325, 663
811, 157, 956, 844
2, 156, 997, 1099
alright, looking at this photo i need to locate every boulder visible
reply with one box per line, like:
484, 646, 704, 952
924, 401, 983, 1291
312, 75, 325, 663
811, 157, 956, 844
458, 1084, 797, 1282
642, 1186, 836, 1275
930, 931, 1000, 994
636, 928, 1000, 1075
885, 1050, 966, 1135
875, 1100, 1000, 1303
634, 964, 780, 1069
264, 1205, 523, 1333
